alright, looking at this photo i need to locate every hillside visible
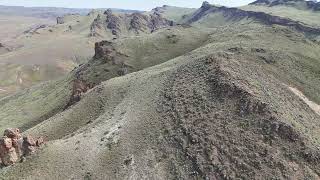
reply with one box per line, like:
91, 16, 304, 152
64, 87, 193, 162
241, 0, 320, 28
0, 8, 173, 97
150, 5, 197, 22
0, 5, 141, 19
1, 1, 320, 179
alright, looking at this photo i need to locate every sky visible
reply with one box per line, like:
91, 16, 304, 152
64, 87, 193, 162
0, 0, 255, 10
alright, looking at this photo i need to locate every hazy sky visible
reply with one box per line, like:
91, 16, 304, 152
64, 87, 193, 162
0, 0, 255, 10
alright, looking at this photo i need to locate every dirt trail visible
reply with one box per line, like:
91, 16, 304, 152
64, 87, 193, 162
0, 88, 6, 92
289, 86, 320, 116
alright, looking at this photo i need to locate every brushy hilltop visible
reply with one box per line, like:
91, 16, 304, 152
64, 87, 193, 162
1, 0, 320, 179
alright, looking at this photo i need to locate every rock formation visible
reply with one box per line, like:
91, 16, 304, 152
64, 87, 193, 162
129, 12, 174, 33
0, 128, 43, 166
90, 15, 103, 37
104, 9, 122, 36
94, 41, 114, 59
56, 16, 64, 24
23, 24, 48, 35
65, 79, 93, 108
90, 9, 174, 37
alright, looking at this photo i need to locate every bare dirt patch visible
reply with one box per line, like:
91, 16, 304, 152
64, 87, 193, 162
289, 86, 320, 116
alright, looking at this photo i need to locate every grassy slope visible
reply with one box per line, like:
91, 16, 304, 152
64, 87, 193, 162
0, 26, 209, 134
2, 24, 320, 178
151, 6, 197, 22
0, 13, 104, 98
0, 15, 54, 42
205, 23, 320, 104
240, 5, 320, 28
183, 5, 320, 104
1, 5, 320, 179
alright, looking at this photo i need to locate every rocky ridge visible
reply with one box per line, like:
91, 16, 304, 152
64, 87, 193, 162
186, 1, 320, 35
250, 0, 320, 11
90, 9, 174, 37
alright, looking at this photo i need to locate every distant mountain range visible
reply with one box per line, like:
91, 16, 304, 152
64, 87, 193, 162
0, 5, 142, 19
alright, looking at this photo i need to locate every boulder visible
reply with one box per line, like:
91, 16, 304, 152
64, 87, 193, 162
36, 137, 44, 147
4, 128, 21, 139
0, 136, 19, 166
56, 16, 64, 24
22, 136, 36, 156
0, 128, 44, 166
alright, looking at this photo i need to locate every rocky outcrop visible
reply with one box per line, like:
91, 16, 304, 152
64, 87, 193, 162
129, 12, 173, 33
94, 41, 114, 59
201, 1, 212, 11
90, 14, 103, 37
306, 1, 320, 11
91, 9, 174, 37
104, 9, 122, 36
0, 128, 43, 166
23, 24, 48, 35
0, 43, 11, 54
56, 16, 64, 24
186, 1, 214, 24
65, 79, 93, 108
149, 13, 175, 31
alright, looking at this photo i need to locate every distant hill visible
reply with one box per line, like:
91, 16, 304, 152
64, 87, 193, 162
242, 0, 320, 28
0, 5, 141, 19
249, 0, 320, 11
